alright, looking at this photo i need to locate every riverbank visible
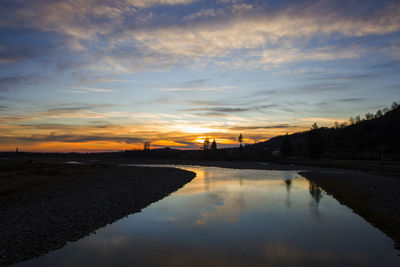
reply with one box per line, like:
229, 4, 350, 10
0, 160, 196, 266
2, 156, 399, 264
300, 171, 400, 250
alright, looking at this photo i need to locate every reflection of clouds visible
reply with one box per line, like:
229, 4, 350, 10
176, 168, 300, 195
196, 191, 248, 225
264, 241, 370, 266
21, 167, 399, 267
174, 167, 297, 226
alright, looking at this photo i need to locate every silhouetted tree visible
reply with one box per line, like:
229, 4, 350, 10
311, 122, 319, 130
308, 122, 324, 158
333, 121, 339, 129
355, 115, 361, 123
365, 113, 374, 120
375, 109, 383, 118
280, 133, 293, 157
238, 133, 243, 149
143, 141, 150, 150
383, 107, 389, 114
203, 137, 210, 151
349, 117, 355, 125
391, 101, 399, 110
211, 139, 217, 152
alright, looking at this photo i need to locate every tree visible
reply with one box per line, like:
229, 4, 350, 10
365, 113, 374, 120
203, 137, 210, 151
211, 139, 217, 152
308, 122, 324, 158
375, 109, 383, 118
333, 121, 339, 129
355, 115, 361, 123
280, 133, 293, 157
311, 122, 319, 130
383, 107, 389, 114
391, 101, 399, 110
143, 141, 150, 150
238, 133, 243, 148
349, 117, 355, 125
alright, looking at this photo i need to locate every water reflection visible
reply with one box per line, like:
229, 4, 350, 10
284, 179, 292, 193
309, 182, 323, 204
18, 166, 399, 267
284, 179, 292, 208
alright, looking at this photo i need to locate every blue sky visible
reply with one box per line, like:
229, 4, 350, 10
0, 0, 399, 151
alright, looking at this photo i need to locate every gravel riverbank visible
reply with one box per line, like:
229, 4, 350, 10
0, 161, 195, 266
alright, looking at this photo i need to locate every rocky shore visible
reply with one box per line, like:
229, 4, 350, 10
0, 160, 195, 266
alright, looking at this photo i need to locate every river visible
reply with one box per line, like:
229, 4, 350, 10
17, 165, 400, 266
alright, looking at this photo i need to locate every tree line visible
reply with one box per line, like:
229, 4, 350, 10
333, 101, 399, 129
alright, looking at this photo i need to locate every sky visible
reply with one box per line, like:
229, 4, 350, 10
0, 0, 399, 152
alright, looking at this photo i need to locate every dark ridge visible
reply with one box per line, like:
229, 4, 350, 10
249, 106, 400, 160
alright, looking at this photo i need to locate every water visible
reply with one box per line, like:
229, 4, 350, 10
18, 165, 399, 267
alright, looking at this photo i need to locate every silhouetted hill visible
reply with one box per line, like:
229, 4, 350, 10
248, 106, 400, 160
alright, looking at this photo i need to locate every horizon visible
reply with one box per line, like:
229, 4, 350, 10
1, 0, 400, 152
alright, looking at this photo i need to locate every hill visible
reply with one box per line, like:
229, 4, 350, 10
247, 106, 400, 160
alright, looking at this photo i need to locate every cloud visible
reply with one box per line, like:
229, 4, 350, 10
183, 8, 224, 21
1, 0, 399, 75
127, 0, 197, 8
164, 79, 235, 91
297, 82, 350, 94
369, 61, 400, 70
186, 104, 279, 114
0, 46, 33, 64
0, 104, 9, 110
229, 124, 299, 131
338, 98, 365, 103
164, 86, 234, 92
0, 75, 38, 91
65, 86, 116, 93
0, 102, 314, 151
7, 134, 143, 144
45, 104, 115, 112
256, 47, 359, 69
128, 2, 400, 69
310, 73, 377, 81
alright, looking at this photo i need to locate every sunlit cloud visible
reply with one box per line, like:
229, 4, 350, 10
0, 102, 314, 151
65, 86, 116, 93
1, 0, 399, 152
2, 1, 399, 73
162, 79, 235, 92
127, 0, 197, 8
164, 85, 234, 92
